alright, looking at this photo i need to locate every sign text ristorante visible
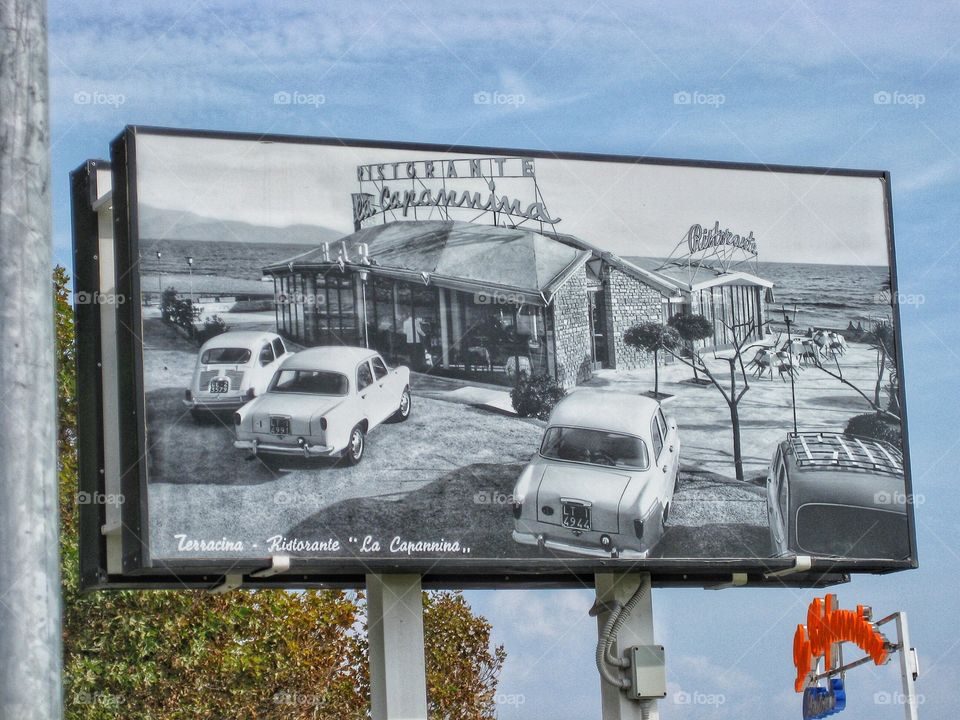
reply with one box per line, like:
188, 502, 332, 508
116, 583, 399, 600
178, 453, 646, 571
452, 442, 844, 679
357, 157, 536, 182
352, 156, 560, 226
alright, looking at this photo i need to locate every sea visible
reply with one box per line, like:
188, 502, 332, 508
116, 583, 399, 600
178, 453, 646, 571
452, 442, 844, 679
754, 260, 893, 334
140, 239, 896, 334
140, 239, 311, 283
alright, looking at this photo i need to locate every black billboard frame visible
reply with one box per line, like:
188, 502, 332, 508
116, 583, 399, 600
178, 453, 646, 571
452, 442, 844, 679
72, 125, 918, 591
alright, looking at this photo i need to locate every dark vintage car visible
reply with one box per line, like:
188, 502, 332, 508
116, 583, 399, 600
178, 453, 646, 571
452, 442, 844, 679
766, 431, 910, 560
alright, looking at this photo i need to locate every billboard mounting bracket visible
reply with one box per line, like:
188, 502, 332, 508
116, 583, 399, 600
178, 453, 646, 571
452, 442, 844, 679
209, 573, 243, 594
706, 572, 748, 590
763, 555, 812, 579
207, 556, 292, 593
250, 555, 291, 578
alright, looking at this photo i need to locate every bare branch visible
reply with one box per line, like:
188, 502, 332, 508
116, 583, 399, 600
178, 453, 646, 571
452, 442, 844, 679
664, 347, 731, 403
812, 360, 900, 422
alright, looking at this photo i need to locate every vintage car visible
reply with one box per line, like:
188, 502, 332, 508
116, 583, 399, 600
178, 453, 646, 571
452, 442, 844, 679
512, 390, 680, 559
233, 346, 411, 464
766, 431, 910, 560
184, 331, 293, 417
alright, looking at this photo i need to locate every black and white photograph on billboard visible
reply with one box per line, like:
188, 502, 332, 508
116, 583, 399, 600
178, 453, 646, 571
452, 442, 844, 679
119, 128, 912, 572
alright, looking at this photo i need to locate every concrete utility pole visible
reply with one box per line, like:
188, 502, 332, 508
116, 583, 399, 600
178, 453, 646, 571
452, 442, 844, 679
595, 574, 660, 720
0, 0, 63, 718
366, 574, 429, 720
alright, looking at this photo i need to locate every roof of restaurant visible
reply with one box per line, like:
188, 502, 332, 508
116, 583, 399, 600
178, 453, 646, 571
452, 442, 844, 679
264, 220, 594, 304
632, 258, 774, 292
543, 235, 683, 297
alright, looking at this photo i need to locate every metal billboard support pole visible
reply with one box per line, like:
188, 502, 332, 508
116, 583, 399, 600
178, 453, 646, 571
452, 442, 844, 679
594, 573, 661, 720
366, 574, 429, 720
0, 0, 62, 718
887, 612, 920, 720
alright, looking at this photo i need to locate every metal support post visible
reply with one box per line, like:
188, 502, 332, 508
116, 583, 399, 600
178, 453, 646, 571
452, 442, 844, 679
366, 574, 428, 720
889, 612, 920, 720
595, 573, 660, 720
0, 1, 62, 717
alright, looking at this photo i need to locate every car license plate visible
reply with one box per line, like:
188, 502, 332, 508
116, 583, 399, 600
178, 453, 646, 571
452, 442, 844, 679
270, 417, 290, 436
562, 501, 591, 531
208, 378, 229, 394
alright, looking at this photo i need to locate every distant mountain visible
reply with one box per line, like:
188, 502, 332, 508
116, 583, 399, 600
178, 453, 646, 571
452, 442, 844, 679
137, 204, 345, 246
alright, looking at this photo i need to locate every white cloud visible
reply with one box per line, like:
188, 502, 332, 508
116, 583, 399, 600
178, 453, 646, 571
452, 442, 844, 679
896, 159, 960, 194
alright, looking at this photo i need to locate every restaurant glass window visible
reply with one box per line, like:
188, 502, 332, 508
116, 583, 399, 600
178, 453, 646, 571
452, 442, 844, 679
394, 284, 414, 367
292, 271, 360, 347
278, 275, 291, 337
411, 284, 440, 371
587, 290, 609, 367
302, 274, 317, 344
371, 277, 398, 361
293, 273, 305, 339
438, 290, 548, 386
324, 273, 358, 345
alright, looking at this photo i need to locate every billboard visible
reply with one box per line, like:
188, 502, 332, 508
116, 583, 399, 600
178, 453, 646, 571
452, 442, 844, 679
72, 127, 917, 589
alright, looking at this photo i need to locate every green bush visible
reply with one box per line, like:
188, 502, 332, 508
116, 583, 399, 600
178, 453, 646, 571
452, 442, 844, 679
511, 374, 566, 420
844, 412, 902, 449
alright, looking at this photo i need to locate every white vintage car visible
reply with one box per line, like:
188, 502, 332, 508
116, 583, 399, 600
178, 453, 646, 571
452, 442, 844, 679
512, 390, 680, 559
184, 331, 293, 418
233, 346, 411, 464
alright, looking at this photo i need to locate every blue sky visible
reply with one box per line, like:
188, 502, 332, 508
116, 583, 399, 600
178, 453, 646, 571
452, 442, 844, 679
49, 1, 960, 717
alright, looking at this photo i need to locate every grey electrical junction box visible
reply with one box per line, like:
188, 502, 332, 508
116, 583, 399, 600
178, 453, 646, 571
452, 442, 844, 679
627, 645, 667, 700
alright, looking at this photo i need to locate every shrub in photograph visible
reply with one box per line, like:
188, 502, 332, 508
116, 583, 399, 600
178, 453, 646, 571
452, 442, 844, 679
196, 315, 229, 345
511, 374, 566, 419
845, 412, 902, 449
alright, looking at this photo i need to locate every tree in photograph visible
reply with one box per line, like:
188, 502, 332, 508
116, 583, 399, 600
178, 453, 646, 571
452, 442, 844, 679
667, 312, 714, 383
661, 316, 760, 482
809, 330, 900, 424
809, 321, 902, 448
623, 322, 680, 399
55, 268, 505, 719
867, 321, 899, 416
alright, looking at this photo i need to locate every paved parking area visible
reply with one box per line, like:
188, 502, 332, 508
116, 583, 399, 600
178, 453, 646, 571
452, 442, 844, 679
143, 316, 778, 562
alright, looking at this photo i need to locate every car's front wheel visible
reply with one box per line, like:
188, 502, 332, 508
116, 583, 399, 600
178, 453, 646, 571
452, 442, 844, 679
390, 387, 412, 422
343, 424, 366, 465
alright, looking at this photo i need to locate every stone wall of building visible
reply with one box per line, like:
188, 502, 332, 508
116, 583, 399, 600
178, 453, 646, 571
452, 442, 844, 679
603, 268, 666, 369
550, 266, 593, 389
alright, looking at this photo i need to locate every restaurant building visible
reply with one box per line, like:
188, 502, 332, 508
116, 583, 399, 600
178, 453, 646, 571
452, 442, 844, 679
263, 158, 772, 387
